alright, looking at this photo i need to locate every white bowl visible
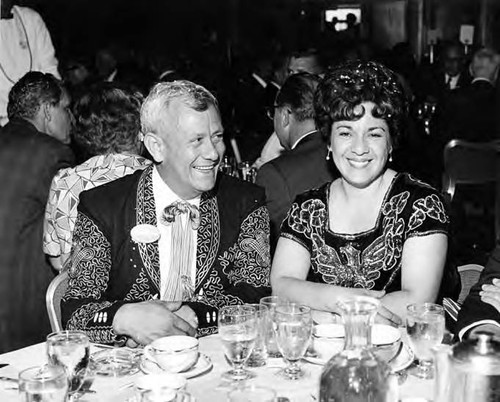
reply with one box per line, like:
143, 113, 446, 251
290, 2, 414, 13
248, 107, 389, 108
135, 373, 187, 392
144, 336, 199, 373
312, 323, 401, 362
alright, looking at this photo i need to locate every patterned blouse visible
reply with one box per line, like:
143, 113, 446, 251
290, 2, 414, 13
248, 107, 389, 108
280, 173, 449, 293
43, 153, 151, 257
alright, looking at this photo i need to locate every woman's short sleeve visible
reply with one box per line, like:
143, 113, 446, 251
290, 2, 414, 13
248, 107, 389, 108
279, 188, 328, 252
405, 183, 449, 239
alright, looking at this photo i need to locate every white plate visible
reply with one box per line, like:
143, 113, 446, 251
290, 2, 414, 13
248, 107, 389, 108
303, 343, 414, 373
140, 353, 213, 378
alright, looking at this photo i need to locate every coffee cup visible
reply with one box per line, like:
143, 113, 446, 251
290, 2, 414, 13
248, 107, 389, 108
143, 336, 199, 373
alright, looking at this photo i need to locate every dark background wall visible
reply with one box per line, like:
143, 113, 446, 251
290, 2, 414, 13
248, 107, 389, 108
15, 0, 500, 62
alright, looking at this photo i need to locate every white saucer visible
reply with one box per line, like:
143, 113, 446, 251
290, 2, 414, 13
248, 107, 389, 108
140, 353, 213, 378
303, 343, 414, 373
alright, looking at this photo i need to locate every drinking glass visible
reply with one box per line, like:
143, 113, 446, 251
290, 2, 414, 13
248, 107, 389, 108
406, 303, 445, 379
19, 365, 68, 402
218, 305, 257, 381
274, 303, 312, 380
260, 296, 287, 358
46, 330, 91, 400
243, 303, 268, 367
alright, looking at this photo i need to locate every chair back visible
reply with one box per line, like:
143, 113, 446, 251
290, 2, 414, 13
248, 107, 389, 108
457, 263, 484, 304
46, 270, 69, 332
442, 139, 498, 202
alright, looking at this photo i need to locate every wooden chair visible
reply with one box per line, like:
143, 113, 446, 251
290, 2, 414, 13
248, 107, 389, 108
46, 270, 69, 332
442, 139, 498, 202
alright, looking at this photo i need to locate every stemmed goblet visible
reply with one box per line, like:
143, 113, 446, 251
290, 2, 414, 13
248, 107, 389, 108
406, 303, 445, 379
274, 303, 312, 380
46, 330, 91, 401
218, 305, 257, 382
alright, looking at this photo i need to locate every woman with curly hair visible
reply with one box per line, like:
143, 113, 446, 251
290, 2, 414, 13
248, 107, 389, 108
270, 61, 458, 323
43, 82, 151, 270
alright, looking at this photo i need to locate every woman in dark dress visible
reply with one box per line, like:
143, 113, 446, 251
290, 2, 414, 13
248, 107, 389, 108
271, 61, 456, 323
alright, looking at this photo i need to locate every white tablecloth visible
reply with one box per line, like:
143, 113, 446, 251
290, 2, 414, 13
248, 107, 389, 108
0, 335, 434, 401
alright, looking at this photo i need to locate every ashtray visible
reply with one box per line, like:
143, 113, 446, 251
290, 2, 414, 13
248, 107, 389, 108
91, 348, 141, 377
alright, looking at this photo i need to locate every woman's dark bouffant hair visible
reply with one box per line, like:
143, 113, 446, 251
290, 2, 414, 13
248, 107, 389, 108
314, 61, 408, 148
72, 82, 143, 159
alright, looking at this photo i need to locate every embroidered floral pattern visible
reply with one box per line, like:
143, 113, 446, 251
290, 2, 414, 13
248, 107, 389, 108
196, 194, 220, 289
136, 167, 160, 288
281, 173, 448, 291
219, 206, 271, 288
66, 302, 116, 344
65, 213, 111, 299
408, 194, 448, 232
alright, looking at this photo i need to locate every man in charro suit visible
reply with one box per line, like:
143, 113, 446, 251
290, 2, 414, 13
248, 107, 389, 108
61, 80, 271, 346
256, 73, 336, 248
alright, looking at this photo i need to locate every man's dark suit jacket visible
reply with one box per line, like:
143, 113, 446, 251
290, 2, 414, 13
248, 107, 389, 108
256, 131, 337, 247
437, 79, 498, 144
0, 118, 74, 352
456, 241, 500, 336
62, 167, 271, 342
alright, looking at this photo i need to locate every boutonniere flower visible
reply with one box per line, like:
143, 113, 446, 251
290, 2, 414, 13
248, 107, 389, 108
130, 224, 161, 243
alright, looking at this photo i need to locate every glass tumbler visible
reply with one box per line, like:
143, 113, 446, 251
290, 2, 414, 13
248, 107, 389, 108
19, 365, 68, 402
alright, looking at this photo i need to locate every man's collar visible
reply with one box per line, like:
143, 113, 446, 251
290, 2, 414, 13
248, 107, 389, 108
152, 166, 201, 207
290, 130, 318, 150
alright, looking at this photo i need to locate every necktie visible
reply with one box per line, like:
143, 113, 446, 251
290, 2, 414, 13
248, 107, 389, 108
161, 200, 200, 301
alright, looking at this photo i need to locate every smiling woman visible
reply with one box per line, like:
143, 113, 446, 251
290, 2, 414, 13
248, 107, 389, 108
270, 61, 459, 324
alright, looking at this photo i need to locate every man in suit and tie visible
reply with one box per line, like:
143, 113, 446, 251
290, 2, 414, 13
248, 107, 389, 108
0, 71, 74, 352
437, 47, 500, 144
61, 80, 271, 346
256, 73, 336, 247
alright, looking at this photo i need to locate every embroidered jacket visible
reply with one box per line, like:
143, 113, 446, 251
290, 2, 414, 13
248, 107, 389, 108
61, 166, 271, 343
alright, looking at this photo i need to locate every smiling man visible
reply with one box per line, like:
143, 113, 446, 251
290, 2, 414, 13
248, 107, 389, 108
61, 81, 271, 346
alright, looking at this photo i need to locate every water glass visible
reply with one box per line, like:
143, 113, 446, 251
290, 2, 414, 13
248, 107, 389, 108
227, 385, 277, 401
46, 330, 91, 399
243, 304, 268, 367
274, 303, 312, 380
406, 303, 445, 379
19, 365, 68, 402
260, 296, 287, 358
218, 305, 257, 381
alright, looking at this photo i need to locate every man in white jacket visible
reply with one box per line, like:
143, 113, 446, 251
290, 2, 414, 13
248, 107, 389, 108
0, 0, 60, 126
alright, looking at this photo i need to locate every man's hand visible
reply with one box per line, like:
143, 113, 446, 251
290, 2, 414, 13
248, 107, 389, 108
480, 278, 500, 312
175, 305, 199, 329
113, 300, 196, 345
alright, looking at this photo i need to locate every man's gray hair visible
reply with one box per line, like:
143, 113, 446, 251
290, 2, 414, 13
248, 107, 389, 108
140, 80, 219, 135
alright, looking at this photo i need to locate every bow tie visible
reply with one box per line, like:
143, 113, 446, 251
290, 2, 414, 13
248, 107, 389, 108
161, 200, 200, 230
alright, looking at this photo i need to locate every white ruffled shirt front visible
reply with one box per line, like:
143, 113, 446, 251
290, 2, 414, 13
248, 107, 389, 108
152, 167, 200, 299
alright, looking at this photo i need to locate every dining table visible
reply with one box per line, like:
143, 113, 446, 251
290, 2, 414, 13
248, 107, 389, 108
0, 333, 434, 401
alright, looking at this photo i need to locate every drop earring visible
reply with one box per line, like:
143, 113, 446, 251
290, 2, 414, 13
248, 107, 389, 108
326, 148, 332, 161
389, 153, 393, 163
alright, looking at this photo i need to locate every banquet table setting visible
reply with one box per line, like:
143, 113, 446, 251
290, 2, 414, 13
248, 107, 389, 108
0, 326, 434, 401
